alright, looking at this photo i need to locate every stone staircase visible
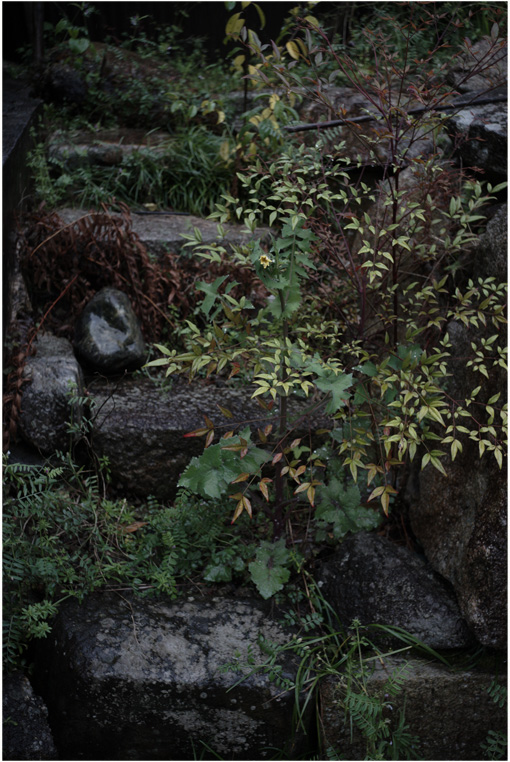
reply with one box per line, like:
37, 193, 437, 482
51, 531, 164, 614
4, 70, 508, 762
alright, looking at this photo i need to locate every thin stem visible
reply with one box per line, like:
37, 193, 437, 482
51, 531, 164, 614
273, 289, 289, 540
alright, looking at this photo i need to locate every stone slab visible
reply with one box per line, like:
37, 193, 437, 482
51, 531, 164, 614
34, 592, 309, 760
320, 654, 507, 760
19, 334, 84, 454
2, 671, 58, 761
89, 375, 330, 500
55, 207, 270, 258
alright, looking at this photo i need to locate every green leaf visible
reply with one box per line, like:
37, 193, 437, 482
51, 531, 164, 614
178, 430, 270, 499
315, 372, 353, 414
55, 19, 71, 35
69, 37, 90, 55
203, 564, 232, 583
197, 275, 229, 316
248, 539, 291, 599
315, 479, 380, 541
253, 2, 266, 29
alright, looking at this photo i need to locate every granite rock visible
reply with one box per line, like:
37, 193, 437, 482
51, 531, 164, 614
317, 532, 473, 649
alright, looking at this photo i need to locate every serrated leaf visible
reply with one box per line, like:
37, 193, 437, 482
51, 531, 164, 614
178, 431, 269, 499
315, 372, 353, 414
203, 564, 233, 583
248, 540, 291, 599
315, 478, 379, 540
197, 275, 229, 316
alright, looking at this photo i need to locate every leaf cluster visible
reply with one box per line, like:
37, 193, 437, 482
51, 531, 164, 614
2, 456, 260, 670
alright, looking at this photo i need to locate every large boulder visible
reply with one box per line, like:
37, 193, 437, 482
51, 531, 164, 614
408, 271, 506, 648
407, 201, 507, 649
18, 334, 84, 454
317, 533, 473, 649
320, 655, 507, 760
33, 592, 308, 760
74, 287, 147, 373
2, 671, 58, 761
409, 431, 506, 649
469, 203, 507, 283
448, 97, 507, 181
447, 38, 507, 93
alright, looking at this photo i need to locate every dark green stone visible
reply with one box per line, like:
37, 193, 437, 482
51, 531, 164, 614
75, 288, 146, 373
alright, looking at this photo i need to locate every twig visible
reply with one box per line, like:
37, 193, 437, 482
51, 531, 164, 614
283, 90, 507, 133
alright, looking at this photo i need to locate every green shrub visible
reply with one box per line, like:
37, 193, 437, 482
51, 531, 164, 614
148, 9, 507, 543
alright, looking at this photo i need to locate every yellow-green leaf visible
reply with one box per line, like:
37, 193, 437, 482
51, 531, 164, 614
304, 15, 320, 29
259, 478, 271, 501
286, 41, 300, 60
225, 12, 244, 37
430, 456, 447, 476
368, 485, 385, 501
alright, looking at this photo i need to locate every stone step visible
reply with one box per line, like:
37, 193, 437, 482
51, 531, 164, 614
18, 334, 331, 499
33, 592, 310, 761
320, 655, 507, 760
88, 374, 330, 500
54, 206, 270, 259
30, 590, 507, 761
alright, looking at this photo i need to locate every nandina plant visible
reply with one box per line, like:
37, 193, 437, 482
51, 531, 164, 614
148, 201, 355, 541
147, 6, 507, 582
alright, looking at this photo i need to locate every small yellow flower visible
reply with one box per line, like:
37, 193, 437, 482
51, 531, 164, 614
260, 254, 274, 269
